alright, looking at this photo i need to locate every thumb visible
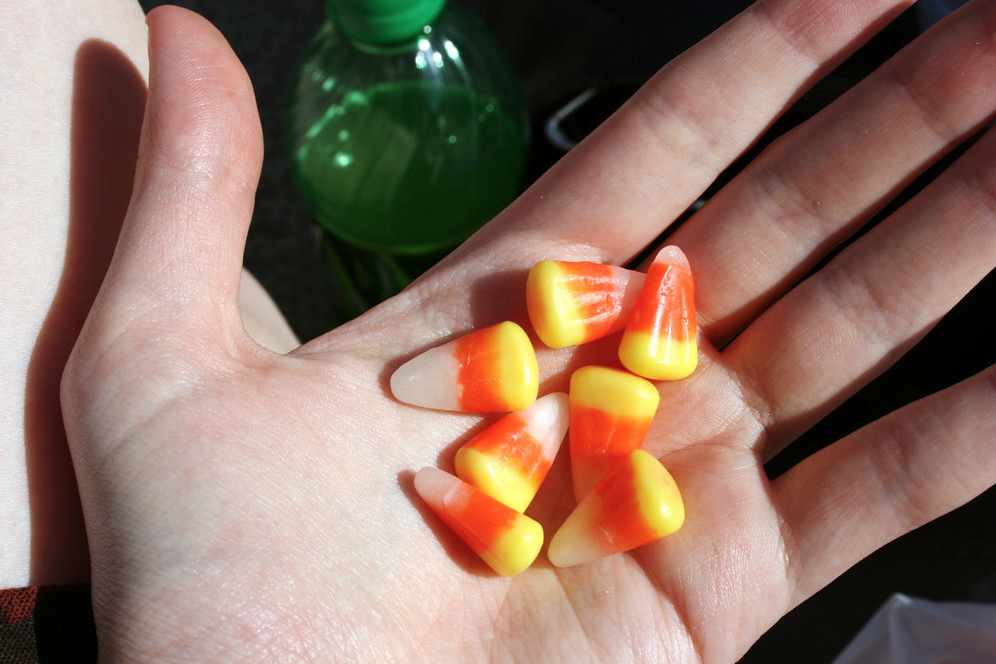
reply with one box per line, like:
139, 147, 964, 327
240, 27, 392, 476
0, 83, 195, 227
98, 5, 264, 339
60, 5, 270, 562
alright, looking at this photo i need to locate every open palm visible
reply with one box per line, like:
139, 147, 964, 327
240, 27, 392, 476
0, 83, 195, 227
61, 1, 996, 662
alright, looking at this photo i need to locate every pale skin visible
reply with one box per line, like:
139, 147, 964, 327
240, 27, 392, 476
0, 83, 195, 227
6, 0, 995, 661
0, 0, 297, 588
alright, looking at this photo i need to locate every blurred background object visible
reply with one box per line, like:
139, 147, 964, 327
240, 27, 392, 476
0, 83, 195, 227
137, 2, 996, 662
916, 0, 970, 28
286, 0, 529, 316
829, 594, 996, 664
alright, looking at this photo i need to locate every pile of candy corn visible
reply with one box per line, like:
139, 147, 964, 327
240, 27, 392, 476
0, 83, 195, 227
391, 246, 697, 575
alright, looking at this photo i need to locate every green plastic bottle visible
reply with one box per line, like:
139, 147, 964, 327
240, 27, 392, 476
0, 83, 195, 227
286, 0, 530, 257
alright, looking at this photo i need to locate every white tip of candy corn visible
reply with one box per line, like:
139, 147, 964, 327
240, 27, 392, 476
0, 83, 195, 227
391, 344, 462, 411
414, 466, 461, 507
523, 391, 571, 452
390, 322, 538, 413
653, 244, 690, 268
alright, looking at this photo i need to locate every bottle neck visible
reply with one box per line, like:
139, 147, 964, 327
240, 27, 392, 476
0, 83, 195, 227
326, 0, 447, 46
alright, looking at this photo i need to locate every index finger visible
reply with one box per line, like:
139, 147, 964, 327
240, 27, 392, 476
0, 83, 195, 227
481, 0, 914, 264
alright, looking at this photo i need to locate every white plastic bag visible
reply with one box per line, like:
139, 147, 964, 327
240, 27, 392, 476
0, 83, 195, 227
831, 594, 996, 664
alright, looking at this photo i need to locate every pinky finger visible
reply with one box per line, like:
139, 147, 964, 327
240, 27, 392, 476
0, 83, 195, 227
772, 364, 996, 608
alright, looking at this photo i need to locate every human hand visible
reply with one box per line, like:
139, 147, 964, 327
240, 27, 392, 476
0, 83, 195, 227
61, 1, 996, 662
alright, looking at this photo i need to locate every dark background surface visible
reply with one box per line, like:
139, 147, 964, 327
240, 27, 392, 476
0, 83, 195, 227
136, 1, 996, 661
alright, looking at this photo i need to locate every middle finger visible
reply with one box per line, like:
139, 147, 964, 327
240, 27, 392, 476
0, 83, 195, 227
728, 119, 996, 459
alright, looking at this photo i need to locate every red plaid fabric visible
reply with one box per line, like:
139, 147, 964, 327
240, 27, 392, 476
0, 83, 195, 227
0, 586, 96, 663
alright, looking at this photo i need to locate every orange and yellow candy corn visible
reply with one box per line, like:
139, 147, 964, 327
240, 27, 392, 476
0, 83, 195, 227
526, 260, 646, 349
455, 392, 569, 512
548, 449, 684, 567
414, 466, 543, 576
569, 366, 660, 502
391, 321, 539, 412
618, 245, 698, 381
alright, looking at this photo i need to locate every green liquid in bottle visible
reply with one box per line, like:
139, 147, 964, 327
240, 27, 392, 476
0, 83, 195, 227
294, 81, 526, 254
286, 2, 529, 323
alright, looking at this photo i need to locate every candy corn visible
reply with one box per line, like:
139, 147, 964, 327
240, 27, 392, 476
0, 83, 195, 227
569, 366, 660, 503
391, 321, 539, 412
455, 392, 569, 512
548, 449, 684, 568
405, 250, 702, 574
414, 467, 544, 576
526, 260, 645, 349
618, 245, 697, 381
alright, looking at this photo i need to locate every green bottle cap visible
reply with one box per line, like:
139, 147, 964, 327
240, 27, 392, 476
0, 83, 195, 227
327, 0, 446, 45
